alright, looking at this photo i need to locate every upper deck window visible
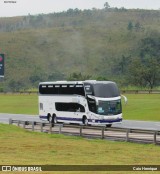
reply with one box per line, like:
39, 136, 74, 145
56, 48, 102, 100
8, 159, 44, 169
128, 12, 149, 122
39, 84, 85, 96
48, 85, 53, 88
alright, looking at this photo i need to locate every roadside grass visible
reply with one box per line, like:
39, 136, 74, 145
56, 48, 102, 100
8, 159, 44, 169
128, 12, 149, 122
0, 94, 38, 115
122, 94, 160, 121
0, 124, 160, 174
0, 94, 160, 121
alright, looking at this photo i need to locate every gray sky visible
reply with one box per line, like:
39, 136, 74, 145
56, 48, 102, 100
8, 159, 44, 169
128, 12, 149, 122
0, 0, 160, 17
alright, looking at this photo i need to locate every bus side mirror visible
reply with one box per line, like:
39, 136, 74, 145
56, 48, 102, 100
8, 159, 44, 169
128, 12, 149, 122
121, 95, 128, 105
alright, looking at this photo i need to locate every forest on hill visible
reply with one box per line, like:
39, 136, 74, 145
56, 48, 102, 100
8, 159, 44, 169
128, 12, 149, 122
0, 6, 160, 91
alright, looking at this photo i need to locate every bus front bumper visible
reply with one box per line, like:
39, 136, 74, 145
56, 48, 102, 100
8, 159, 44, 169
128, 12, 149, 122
88, 118, 122, 125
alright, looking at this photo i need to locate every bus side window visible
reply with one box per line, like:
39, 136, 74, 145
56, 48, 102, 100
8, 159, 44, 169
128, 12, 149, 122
76, 103, 85, 112
75, 85, 85, 96
55, 102, 85, 113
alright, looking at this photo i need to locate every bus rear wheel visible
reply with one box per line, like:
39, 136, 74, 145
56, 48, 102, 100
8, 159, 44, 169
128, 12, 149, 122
48, 114, 52, 123
53, 115, 57, 124
48, 114, 57, 124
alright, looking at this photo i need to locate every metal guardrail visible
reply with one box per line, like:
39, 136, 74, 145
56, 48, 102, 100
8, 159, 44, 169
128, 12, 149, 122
0, 90, 160, 95
121, 90, 160, 94
9, 119, 160, 145
0, 92, 38, 95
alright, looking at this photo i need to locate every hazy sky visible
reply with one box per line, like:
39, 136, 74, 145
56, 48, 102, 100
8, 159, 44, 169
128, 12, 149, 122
0, 0, 160, 17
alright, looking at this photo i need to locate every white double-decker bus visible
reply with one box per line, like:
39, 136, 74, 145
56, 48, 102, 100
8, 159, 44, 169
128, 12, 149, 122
39, 80, 122, 127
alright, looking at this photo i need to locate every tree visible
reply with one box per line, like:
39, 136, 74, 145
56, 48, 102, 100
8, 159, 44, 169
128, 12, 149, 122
8, 80, 26, 92
141, 57, 160, 89
104, 2, 110, 10
129, 32, 160, 89
135, 22, 141, 32
29, 67, 47, 87
127, 21, 133, 31
67, 72, 91, 81
130, 57, 160, 89
48, 71, 65, 81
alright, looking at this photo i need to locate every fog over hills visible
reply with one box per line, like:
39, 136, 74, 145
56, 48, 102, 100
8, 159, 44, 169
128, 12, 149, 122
0, 8, 160, 91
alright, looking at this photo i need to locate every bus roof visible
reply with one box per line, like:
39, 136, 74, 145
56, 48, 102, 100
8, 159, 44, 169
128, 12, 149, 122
39, 80, 116, 85
39, 81, 83, 85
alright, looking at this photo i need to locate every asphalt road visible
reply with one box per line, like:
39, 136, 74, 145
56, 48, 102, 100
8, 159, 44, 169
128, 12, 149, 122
0, 113, 160, 130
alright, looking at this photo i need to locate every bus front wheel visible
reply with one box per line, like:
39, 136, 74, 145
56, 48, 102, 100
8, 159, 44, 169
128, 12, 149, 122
106, 124, 112, 128
82, 116, 88, 125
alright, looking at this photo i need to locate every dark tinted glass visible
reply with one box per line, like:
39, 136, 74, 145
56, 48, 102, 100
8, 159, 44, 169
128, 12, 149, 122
39, 84, 85, 96
84, 83, 94, 95
55, 102, 85, 112
93, 83, 120, 97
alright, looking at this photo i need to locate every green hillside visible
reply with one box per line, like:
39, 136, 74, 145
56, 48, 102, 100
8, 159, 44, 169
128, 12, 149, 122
0, 8, 160, 91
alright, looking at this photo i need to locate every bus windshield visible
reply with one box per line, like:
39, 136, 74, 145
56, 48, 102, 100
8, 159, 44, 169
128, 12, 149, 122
97, 99, 122, 115
93, 83, 120, 98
